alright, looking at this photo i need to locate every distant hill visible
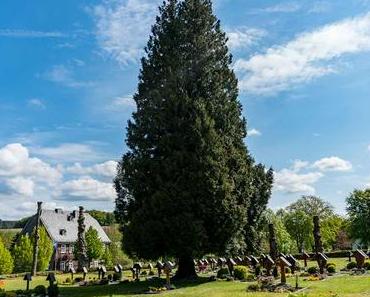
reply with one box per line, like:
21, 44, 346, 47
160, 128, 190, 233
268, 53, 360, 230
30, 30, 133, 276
0, 217, 30, 229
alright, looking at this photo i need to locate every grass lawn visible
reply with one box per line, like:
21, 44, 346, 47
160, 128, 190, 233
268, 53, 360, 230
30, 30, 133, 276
2, 258, 369, 297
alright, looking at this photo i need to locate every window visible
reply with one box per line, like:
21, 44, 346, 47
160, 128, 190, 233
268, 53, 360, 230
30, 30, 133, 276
61, 244, 66, 254
60, 261, 65, 271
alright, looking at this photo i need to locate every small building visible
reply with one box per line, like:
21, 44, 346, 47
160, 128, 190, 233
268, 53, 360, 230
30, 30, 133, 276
22, 208, 110, 271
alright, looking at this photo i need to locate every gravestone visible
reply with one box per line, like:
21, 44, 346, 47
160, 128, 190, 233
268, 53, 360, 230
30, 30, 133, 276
313, 216, 326, 274
227, 258, 236, 276
278, 256, 291, 284
287, 254, 298, 273
217, 257, 226, 268
23, 273, 32, 291
250, 256, 259, 268
302, 252, 310, 268
155, 261, 164, 278
46, 273, 56, 286
82, 267, 88, 280
163, 262, 174, 289
354, 249, 368, 269
69, 267, 76, 280
263, 255, 275, 276
133, 263, 143, 280
269, 224, 279, 261
100, 265, 107, 279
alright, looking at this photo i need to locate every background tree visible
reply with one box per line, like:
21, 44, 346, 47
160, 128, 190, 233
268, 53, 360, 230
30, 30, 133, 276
346, 189, 370, 246
12, 235, 33, 273
88, 210, 115, 226
102, 246, 113, 268
85, 227, 104, 262
0, 236, 14, 274
287, 195, 334, 218
114, 0, 272, 278
283, 210, 313, 252
32, 226, 53, 271
321, 215, 346, 250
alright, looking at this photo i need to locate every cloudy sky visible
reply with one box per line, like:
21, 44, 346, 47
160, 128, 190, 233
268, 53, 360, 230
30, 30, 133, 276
1, 0, 370, 219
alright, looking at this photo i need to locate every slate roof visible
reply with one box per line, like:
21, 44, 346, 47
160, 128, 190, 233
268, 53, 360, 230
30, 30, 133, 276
22, 209, 111, 244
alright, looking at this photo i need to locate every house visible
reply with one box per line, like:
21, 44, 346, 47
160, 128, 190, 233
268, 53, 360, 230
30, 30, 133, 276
22, 207, 111, 271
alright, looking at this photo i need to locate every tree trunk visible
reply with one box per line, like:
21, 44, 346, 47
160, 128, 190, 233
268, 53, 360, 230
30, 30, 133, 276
174, 256, 197, 280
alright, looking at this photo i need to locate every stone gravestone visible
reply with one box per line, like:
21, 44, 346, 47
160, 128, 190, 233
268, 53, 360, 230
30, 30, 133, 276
287, 254, 298, 273
243, 256, 252, 267
263, 255, 275, 276
217, 257, 226, 268
209, 258, 217, 271
227, 258, 236, 276
69, 267, 76, 280
302, 252, 310, 269
46, 273, 56, 286
250, 256, 259, 269
148, 263, 154, 275
268, 223, 279, 277
82, 267, 88, 280
163, 262, 174, 289
155, 261, 164, 278
133, 263, 143, 280
354, 249, 368, 269
278, 256, 291, 284
100, 265, 107, 279
23, 273, 32, 291
313, 216, 326, 275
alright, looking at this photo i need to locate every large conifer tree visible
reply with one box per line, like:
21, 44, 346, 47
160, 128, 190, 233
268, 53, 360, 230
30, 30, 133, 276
115, 0, 272, 278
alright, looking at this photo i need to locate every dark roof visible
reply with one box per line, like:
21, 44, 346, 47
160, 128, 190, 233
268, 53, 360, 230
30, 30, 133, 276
22, 209, 110, 243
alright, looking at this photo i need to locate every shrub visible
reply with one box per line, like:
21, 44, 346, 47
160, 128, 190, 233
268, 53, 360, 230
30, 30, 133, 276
364, 262, 370, 270
233, 266, 248, 280
65, 277, 71, 283
245, 273, 255, 281
47, 284, 59, 297
347, 262, 357, 270
307, 266, 318, 275
255, 265, 262, 276
149, 270, 155, 276
326, 262, 336, 268
33, 285, 46, 296
217, 268, 229, 279
74, 277, 83, 282
113, 272, 121, 281
327, 265, 336, 273
247, 283, 260, 292
285, 267, 291, 274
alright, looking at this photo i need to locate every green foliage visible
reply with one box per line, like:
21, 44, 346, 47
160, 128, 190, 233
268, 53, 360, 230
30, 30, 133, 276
33, 285, 46, 296
0, 230, 19, 250
85, 227, 104, 261
307, 266, 318, 274
321, 215, 347, 250
114, 0, 272, 273
32, 226, 53, 271
283, 210, 313, 252
0, 236, 14, 274
287, 196, 334, 218
346, 189, 370, 245
217, 268, 229, 279
102, 246, 113, 268
233, 266, 248, 280
327, 265, 336, 273
247, 283, 260, 292
12, 234, 33, 273
87, 210, 115, 226
47, 284, 59, 297
364, 262, 370, 270
347, 262, 357, 270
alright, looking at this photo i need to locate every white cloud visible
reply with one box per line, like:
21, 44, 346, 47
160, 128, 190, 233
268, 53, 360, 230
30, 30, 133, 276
28, 98, 46, 109
235, 12, 370, 95
5, 177, 35, 196
367, 144, 370, 151
292, 159, 309, 172
0, 143, 61, 184
262, 2, 301, 13
65, 161, 118, 178
312, 156, 352, 172
32, 143, 101, 162
248, 128, 262, 136
110, 95, 136, 108
44, 65, 93, 88
227, 27, 266, 51
0, 29, 66, 38
93, 0, 160, 65
61, 177, 116, 201
274, 168, 323, 194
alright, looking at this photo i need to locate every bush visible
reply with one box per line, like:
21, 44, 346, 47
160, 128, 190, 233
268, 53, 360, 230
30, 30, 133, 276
113, 272, 121, 281
247, 283, 260, 292
47, 284, 59, 297
34, 285, 46, 296
364, 262, 370, 270
285, 267, 291, 274
245, 273, 255, 281
327, 265, 336, 273
65, 277, 71, 284
347, 262, 357, 270
233, 266, 248, 280
74, 277, 83, 282
326, 262, 336, 268
149, 270, 155, 276
307, 266, 318, 275
217, 268, 229, 279
255, 265, 262, 276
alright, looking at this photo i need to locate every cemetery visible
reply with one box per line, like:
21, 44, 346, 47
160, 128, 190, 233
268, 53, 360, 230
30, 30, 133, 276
1, 0, 370, 297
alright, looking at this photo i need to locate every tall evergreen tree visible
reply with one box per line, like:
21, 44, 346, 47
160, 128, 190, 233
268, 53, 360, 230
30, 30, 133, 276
115, 0, 272, 278
75, 206, 89, 270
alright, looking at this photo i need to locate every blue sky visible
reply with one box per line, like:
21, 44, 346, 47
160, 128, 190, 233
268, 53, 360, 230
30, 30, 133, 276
1, 0, 370, 219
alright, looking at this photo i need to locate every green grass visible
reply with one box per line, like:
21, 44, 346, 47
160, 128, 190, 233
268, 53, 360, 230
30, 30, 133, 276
1, 258, 369, 297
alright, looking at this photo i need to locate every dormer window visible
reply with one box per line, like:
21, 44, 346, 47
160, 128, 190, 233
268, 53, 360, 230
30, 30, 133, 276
60, 229, 67, 236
